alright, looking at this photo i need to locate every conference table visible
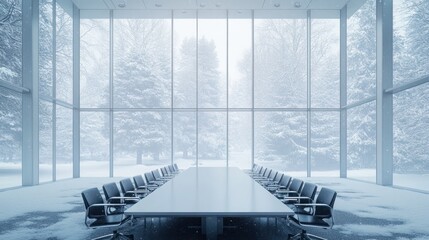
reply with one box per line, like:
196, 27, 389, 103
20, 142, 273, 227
125, 167, 294, 239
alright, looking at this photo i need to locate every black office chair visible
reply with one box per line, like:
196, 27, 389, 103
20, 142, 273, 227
81, 187, 133, 240
119, 178, 148, 198
102, 182, 139, 206
275, 178, 304, 199
167, 165, 176, 174
173, 163, 178, 171
282, 182, 317, 205
287, 188, 337, 240
266, 174, 290, 192
259, 170, 279, 185
152, 169, 171, 181
133, 175, 158, 191
144, 172, 164, 186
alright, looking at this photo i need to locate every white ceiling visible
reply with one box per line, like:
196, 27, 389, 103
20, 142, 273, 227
71, 0, 354, 10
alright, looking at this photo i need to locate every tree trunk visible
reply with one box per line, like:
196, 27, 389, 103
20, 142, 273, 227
136, 149, 142, 165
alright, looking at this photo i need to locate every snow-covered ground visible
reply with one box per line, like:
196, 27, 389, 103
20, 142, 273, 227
0, 173, 429, 239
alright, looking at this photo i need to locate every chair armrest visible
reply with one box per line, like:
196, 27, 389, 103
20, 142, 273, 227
108, 196, 140, 202
294, 203, 331, 207
276, 190, 297, 194
284, 196, 312, 200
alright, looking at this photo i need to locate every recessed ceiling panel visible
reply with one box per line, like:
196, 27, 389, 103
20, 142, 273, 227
109, 0, 146, 9
143, 0, 196, 9
226, 0, 264, 9
72, 0, 109, 9
308, 0, 348, 9
263, 0, 311, 9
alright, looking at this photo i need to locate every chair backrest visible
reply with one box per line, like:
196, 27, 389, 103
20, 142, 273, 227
279, 175, 291, 187
254, 165, 262, 173
299, 183, 317, 204
289, 178, 304, 193
173, 163, 179, 171
315, 188, 337, 218
168, 165, 175, 173
273, 173, 283, 183
102, 182, 121, 203
145, 172, 155, 183
120, 178, 135, 194
160, 167, 167, 176
269, 170, 277, 179
260, 167, 267, 176
152, 170, 162, 180
165, 166, 172, 175
264, 168, 272, 177
133, 175, 146, 188
81, 187, 105, 218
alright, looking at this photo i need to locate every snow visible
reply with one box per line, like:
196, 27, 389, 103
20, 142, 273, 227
1, 172, 429, 239
305, 177, 429, 238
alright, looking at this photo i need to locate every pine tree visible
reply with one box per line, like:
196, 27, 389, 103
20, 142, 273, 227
113, 19, 170, 164
0, 0, 22, 162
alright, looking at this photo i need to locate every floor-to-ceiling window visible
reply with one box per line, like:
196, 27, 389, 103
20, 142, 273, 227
79, 10, 110, 177
347, 0, 377, 183
39, 0, 74, 182
79, 9, 341, 176
0, 0, 22, 189
392, 0, 429, 191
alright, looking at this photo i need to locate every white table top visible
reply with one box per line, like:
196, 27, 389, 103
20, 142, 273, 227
125, 167, 294, 217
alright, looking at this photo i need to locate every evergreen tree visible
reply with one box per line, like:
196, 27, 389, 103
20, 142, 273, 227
0, 0, 22, 162
113, 19, 170, 164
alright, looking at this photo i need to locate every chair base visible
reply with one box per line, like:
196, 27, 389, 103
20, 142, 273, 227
92, 230, 134, 240
287, 230, 326, 240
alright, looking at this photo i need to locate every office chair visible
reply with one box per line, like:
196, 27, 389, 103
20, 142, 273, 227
119, 178, 148, 198
102, 182, 139, 207
81, 187, 133, 240
144, 172, 164, 186
266, 174, 290, 192
282, 182, 317, 206
287, 188, 337, 240
133, 175, 158, 192
275, 178, 303, 199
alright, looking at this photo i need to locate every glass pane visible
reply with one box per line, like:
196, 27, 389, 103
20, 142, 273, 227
347, 101, 376, 182
311, 18, 340, 108
255, 112, 307, 177
393, 0, 429, 85
311, 112, 339, 177
393, 84, 429, 191
255, 18, 307, 108
0, 88, 22, 189
113, 18, 171, 108
114, 112, 171, 176
80, 15, 110, 108
80, 112, 109, 177
56, 105, 73, 180
0, 0, 22, 86
39, 0, 54, 97
228, 112, 252, 169
56, 1, 73, 104
228, 12, 252, 108
39, 100, 53, 183
198, 112, 226, 167
198, 11, 227, 108
173, 112, 196, 169
173, 11, 196, 108
347, 0, 376, 104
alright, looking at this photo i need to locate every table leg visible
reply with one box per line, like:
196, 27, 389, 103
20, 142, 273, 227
201, 217, 223, 240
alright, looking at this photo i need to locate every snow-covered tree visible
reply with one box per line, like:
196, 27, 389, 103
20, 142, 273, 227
0, 0, 22, 162
113, 19, 170, 164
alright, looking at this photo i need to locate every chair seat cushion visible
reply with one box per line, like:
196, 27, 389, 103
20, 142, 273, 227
89, 214, 129, 228
289, 214, 330, 228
